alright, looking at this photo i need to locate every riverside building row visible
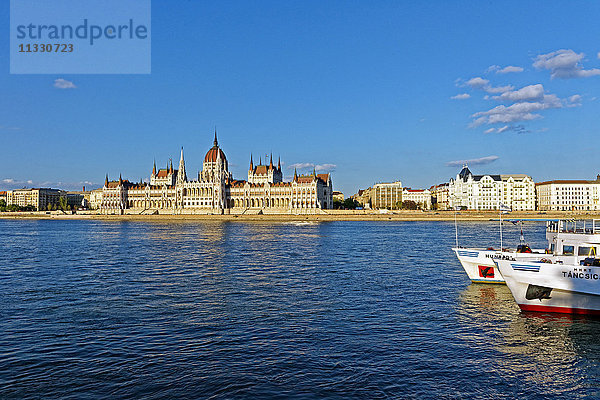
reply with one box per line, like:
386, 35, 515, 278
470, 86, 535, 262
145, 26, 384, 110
352, 165, 600, 212
0, 188, 84, 210
98, 133, 334, 214
351, 181, 432, 210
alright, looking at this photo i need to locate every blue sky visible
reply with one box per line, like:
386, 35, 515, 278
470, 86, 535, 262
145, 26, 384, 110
2, 1, 600, 196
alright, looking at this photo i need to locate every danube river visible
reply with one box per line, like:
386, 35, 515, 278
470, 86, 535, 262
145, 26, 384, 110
1, 220, 599, 399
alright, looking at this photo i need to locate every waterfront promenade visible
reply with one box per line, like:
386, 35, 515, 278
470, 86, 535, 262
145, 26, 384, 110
1, 210, 599, 222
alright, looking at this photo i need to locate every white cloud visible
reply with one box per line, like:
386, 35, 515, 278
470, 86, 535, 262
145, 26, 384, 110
466, 76, 513, 94
53, 78, 77, 89
288, 162, 314, 170
0, 178, 99, 190
315, 163, 336, 172
470, 94, 562, 126
567, 94, 582, 107
446, 155, 499, 167
288, 163, 336, 172
466, 77, 489, 88
486, 65, 523, 74
493, 84, 544, 102
484, 84, 514, 94
498, 65, 524, 74
533, 49, 600, 79
451, 93, 470, 100
484, 125, 530, 134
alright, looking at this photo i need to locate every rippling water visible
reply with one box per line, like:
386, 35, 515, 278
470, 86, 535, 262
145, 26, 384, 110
1, 220, 599, 399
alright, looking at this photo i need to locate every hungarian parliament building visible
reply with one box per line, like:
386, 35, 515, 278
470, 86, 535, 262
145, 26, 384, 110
99, 132, 334, 214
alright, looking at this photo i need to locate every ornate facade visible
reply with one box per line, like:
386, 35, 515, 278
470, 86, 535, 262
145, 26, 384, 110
100, 133, 334, 214
448, 165, 536, 211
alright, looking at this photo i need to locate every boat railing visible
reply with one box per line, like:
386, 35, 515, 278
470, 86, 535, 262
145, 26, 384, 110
546, 219, 600, 234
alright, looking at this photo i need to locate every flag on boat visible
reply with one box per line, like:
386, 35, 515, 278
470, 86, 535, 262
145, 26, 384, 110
499, 203, 511, 213
520, 224, 525, 243
478, 265, 494, 279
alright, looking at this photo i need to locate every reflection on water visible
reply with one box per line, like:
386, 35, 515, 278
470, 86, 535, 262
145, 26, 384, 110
458, 283, 600, 398
0, 220, 599, 399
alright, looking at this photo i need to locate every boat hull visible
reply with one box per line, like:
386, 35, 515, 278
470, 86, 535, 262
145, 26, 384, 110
495, 259, 600, 315
453, 248, 507, 284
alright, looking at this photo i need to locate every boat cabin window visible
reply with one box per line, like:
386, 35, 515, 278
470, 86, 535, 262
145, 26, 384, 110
563, 245, 575, 255
550, 244, 555, 252
578, 246, 597, 256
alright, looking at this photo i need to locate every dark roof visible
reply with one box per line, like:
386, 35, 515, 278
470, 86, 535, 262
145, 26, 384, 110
458, 166, 472, 181
317, 173, 330, 183
473, 174, 501, 182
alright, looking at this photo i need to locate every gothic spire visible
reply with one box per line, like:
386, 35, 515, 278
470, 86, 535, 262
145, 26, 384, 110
277, 156, 281, 170
250, 154, 254, 170
152, 159, 156, 175
169, 158, 173, 173
119, 173, 123, 184
259, 156, 262, 165
213, 128, 218, 147
269, 153, 273, 169
177, 147, 187, 184
105, 174, 109, 187
293, 168, 298, 182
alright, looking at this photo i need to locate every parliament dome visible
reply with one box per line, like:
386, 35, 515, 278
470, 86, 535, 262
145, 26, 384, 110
204, 146, 226, 163
204, 131, 227, 163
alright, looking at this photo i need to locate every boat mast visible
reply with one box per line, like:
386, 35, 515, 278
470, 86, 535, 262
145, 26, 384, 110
454, 206, 459, 248
500, 209, 503, 250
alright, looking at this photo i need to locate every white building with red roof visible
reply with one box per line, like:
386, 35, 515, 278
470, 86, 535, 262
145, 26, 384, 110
402, 188, 432, 210
536, 177, 600, 211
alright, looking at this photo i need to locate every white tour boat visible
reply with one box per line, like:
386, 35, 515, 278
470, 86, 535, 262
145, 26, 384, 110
494, 220, 600, 315
452, 214, 549, 284
453, 219, 597, 284
453, 245, 546, 284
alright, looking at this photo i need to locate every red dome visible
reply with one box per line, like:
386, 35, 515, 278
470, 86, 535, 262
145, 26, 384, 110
204, 146, 227, 163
